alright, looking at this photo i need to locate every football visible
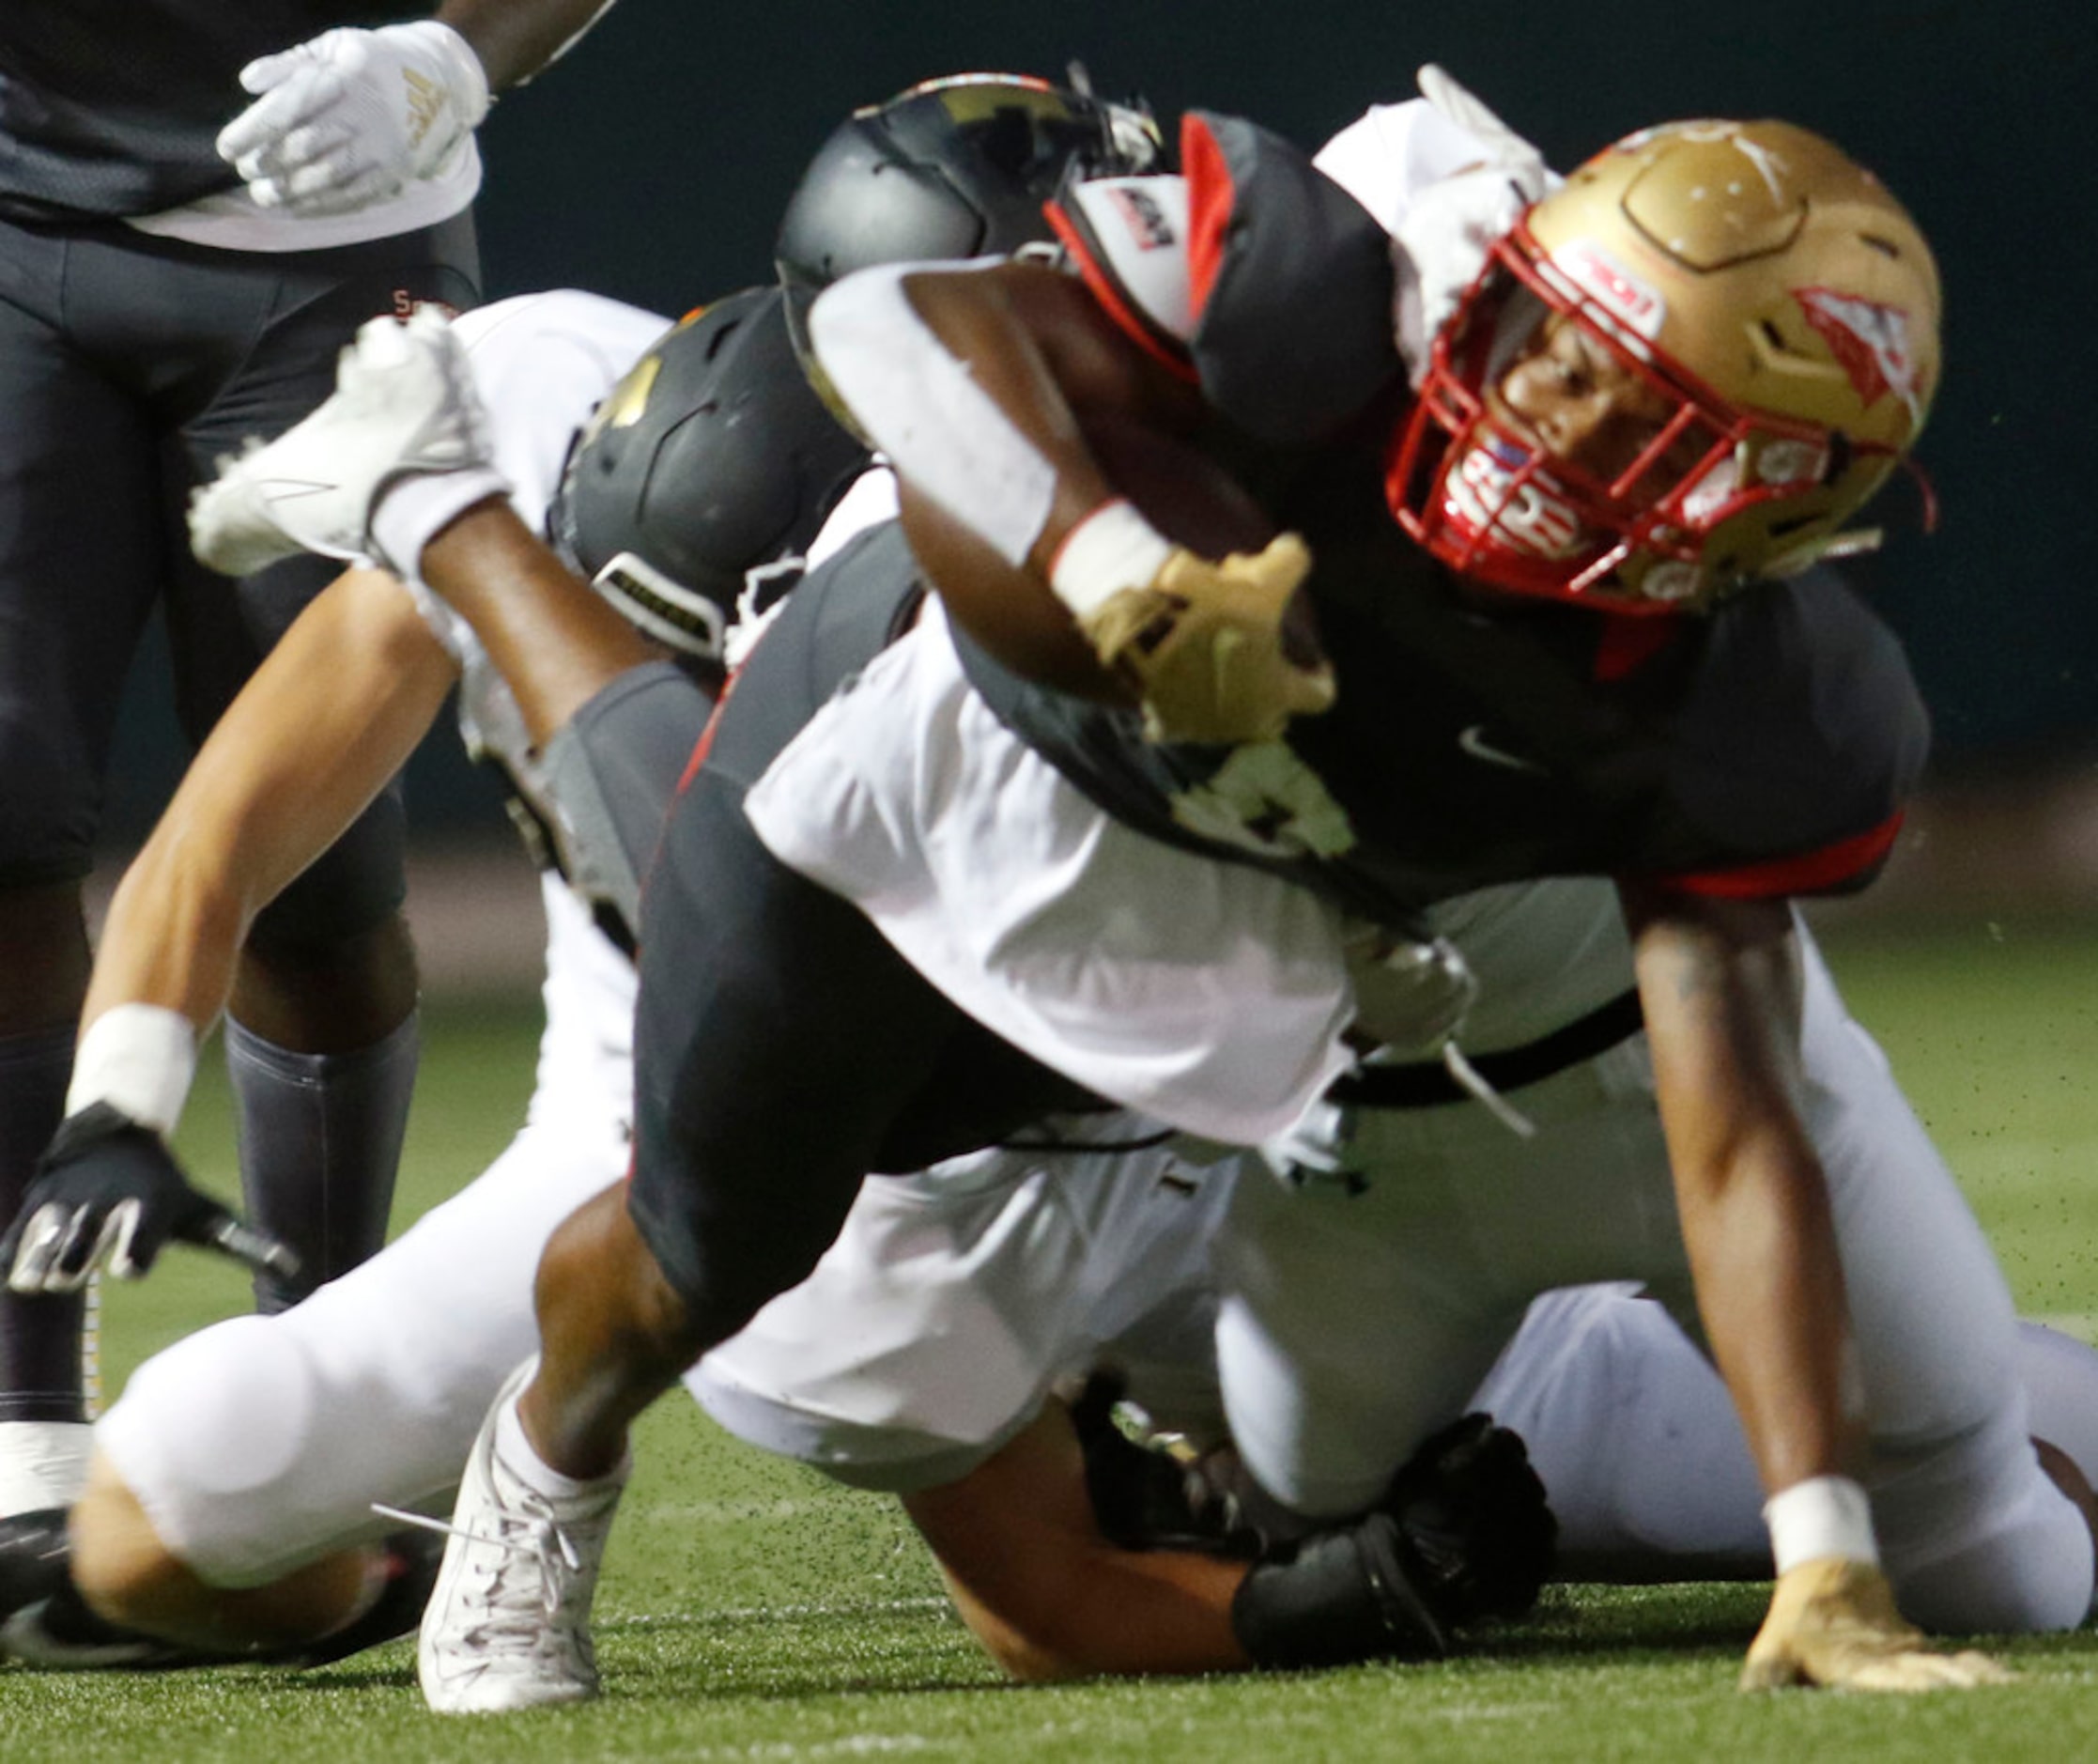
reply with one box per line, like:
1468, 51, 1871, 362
1082, 411, 1276, 559
901, 416, 1275, 699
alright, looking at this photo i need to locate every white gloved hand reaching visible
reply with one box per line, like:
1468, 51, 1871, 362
218, 21, 490, 217
1387, 67, 1558, 385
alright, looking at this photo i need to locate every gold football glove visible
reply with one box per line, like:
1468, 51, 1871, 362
1080, 534, 1335, 746
1739, 1558, 2015, 1693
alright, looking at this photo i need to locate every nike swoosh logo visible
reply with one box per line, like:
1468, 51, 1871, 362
1458, 724, 1548, 776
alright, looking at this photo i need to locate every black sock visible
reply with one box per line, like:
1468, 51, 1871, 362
0, 1027, 85, 1423
225, 1013, 418, 1312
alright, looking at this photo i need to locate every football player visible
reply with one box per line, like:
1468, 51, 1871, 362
0, 0, 628, 1525
185, 70, 2059, 1703
792, 77, 2018, 1699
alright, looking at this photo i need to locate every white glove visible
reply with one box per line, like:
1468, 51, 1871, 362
189, 306, 508, 579
1390, 65, 1558, 385
217, 21, 490, 217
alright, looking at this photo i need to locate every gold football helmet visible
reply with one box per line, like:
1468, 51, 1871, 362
1389, 118, 1942, 611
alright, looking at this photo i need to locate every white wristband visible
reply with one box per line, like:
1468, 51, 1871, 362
65, 1003, 199, 1139
1048, 500, 1176, 619
1763, 1474, 1878, 1574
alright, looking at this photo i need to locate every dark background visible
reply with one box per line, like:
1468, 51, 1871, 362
104, 0, 2097, 848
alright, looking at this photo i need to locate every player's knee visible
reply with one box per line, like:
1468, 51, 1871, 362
234, 908, 419, 1050
69, 1457, 192, 1626
1879, 1430, 2097, 1633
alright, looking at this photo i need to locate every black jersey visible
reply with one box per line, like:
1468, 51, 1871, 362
956, 112, 1930, 928
0, 3, 424, 220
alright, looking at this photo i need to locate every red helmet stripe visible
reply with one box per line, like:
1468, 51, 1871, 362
1179, 114, 1235, 325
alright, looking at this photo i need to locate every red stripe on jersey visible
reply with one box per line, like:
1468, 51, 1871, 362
1046, 200, 1198, 380
1180, 114, 1234, 324
1593, 611, 1681, 681
1658, 812, 1904, 899
675, 663, 745, 794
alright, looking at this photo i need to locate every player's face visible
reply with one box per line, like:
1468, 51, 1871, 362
1393, 301, 1734, 610
1487, 314, 1705, 491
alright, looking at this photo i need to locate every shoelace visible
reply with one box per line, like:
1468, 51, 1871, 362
1440, 1042, 1537, 1138
372, 1499, 587, 1628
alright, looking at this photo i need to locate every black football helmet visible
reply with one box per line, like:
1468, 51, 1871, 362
777, 71, 1164, 291
547, 287, 870, 659
550, 72, 1163, 660
776, 70, 1165, 369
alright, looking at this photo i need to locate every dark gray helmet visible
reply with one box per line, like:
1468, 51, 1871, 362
550, 73, 1164, 659
776, 70, 1165, 308
547, 286, 869, 658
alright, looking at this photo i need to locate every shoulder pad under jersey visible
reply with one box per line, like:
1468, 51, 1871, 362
1662, 571, 1928, 895
1178, 111, 1404, 443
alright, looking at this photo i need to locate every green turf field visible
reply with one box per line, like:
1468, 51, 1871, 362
5, 918, 2097, 1760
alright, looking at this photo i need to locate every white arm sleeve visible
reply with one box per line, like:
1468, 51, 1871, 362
808, 260, 1058, 568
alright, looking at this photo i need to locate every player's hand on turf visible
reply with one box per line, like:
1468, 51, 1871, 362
1083, 534, 1335, 745
0, 1103, 300, 1293
189, 307, 504, 579
218, 22, 489, 217
1738, 1557, 2015, 1692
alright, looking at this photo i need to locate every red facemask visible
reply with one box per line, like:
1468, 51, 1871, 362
1386, 223, 1845, 612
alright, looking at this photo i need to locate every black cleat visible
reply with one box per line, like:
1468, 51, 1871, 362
0, 1509, 196, 1669
287, 1527, 445, 1667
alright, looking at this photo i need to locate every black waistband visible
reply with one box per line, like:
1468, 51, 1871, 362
1330, 988, 1644, 1111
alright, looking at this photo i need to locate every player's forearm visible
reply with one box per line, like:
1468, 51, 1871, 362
85, 836, 251, 1038
816, 261, 1215, 703
902, 1439, 1252, 1681
932, 1544, 1251, 1681
418, 500, 656, 746
433, 0, 617, 90
812, 262, 1176, 577
86, 572, 455, 1036
1625, 886, 1864, 1497
1674, 1134, 1859, 1493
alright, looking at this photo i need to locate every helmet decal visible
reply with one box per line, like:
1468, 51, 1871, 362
1793, 287, 1926, 419
1102, 182, 1180, 251
1543, 241, 1668, 341
1446, 438, 1585, 560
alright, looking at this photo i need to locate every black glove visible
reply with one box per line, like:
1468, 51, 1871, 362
1381, 1413, 1557, 1626
1230, 1511, 1451, 1668
0, 1102, 301, 1293
1070, 1369, 1262, 1557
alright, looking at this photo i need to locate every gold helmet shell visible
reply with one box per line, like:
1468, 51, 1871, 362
1391, 117, 1942, 611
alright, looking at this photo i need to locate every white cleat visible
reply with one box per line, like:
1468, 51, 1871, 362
415, 1360, 627, 1714
0, 1421, 91, 1519
188, 305, 495, 578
